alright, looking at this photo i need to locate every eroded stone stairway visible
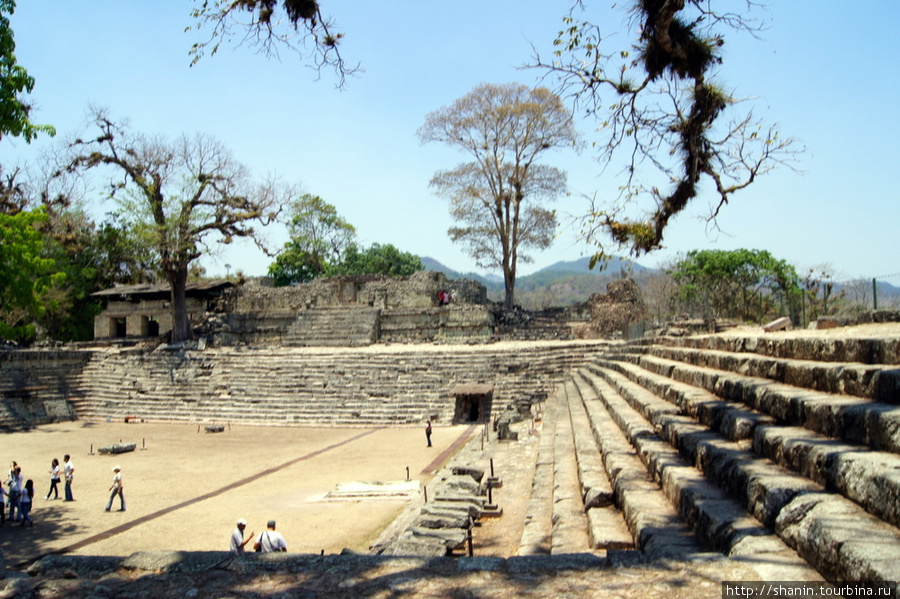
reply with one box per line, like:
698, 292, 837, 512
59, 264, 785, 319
522, 327, 900, 583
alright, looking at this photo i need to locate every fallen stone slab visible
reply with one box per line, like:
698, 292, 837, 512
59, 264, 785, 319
414, 513, 470, 530
376, 537, 448, 557
97, 443, 136, 455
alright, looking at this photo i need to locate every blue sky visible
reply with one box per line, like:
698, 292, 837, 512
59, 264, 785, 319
2, 2, 898, 282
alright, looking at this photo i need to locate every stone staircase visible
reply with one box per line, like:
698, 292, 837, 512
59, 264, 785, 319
67, 341, 609, 427
0, 350, 86, 430
284, 307, 380, 347
517, 326, 900, 582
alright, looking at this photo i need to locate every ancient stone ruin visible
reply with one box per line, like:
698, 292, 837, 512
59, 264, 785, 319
3, 270, 900, 593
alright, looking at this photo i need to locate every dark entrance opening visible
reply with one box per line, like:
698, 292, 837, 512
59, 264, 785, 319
114, 317, 127, 338
451, 384, 494, 424
147, 318, 160, 337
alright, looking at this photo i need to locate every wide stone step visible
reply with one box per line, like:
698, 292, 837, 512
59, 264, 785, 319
654, 330, 900, 366
550, 386, 590, 554
594, 358, 900, 530
567, 372, 702, 558
563, 380, 634, 551
626, 353, 900, 454
581, 366, 900, 582
573, 370, 797, 557
646, 344, 900, 401
518, 385, 557, 556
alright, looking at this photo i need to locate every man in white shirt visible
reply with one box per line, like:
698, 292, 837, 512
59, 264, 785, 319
64, 455, 75, 501
254, 520, 287, 553
230, 518, 254, 554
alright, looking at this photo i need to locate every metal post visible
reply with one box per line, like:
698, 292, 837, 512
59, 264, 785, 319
490, 458, 494, 478
467, 527, 473, 557
424, 486, 427, 503
406, 466, 410, 481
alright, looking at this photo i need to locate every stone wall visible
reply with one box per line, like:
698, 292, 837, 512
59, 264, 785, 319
219, 271, 486, 314
0, 349, 88, 430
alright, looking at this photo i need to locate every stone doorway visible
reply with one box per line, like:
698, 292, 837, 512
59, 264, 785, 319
451, 384, 493, 424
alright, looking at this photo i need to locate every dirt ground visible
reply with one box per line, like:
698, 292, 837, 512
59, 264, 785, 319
0, 421, 489, 567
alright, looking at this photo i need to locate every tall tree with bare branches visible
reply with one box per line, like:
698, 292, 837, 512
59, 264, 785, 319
63, 110, 293, 342
419, 83, 578, 309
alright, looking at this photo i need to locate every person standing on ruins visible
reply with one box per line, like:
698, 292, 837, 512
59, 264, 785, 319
425, 421, 433, 447
105, 466, 126, 511
253, 520, 287, 553
63, 454, 75, 501
230, 518, 254, 554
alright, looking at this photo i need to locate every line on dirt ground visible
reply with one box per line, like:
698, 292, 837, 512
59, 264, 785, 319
14, 427, 382, 568
421, 423, 478, 475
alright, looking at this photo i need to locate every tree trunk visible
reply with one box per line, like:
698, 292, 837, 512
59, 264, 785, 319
167, 268, 193, 343
502, 260, 516, 309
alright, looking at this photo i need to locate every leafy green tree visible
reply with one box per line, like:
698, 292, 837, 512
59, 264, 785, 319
0, 208, 63, 341
0, 0, 53, 142
668, 249, 800, 323
535, 2, 800, 258
268, 194, 355, 286
327, 243, 422, 277
64, 110, 291, 342
419, 82, 577, 309
37, 212, 158, 341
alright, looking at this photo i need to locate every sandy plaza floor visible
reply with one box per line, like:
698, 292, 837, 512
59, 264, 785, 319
0, 420, 475, 567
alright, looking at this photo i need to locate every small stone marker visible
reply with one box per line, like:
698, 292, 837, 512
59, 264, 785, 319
204, 425, 225, 433
762, 316, 792, 332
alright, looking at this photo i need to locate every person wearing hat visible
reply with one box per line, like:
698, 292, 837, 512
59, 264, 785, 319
104, 466, 125, 512
253, 520, 287, 553
230, 518, 255, 554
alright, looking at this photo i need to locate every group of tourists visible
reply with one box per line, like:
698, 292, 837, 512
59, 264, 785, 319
230, 518, 287, 554
1, 455, 71, 527
0, 454, 124, 527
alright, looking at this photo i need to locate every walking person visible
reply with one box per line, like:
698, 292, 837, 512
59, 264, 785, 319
63, 454, 75, 501
105, 466, 125, 512
19, 479, 33, 527
425, 420, 432, 447
46, 458, 61, 500
230, 518, 254, 554
253, 520, 287, 553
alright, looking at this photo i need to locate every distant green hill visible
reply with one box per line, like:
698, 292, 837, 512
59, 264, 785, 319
420, 256, 658, 308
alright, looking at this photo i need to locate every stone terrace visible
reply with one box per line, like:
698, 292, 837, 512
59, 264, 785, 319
2, 323, 900, 591
64, 341, 609, 427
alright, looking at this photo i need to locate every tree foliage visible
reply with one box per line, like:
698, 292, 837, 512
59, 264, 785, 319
534, 1, 800, 258
667, 248, 800, 323
0, 208, 63, 341
267, 194, 355, 286
326, 243, 423, 278
188, 0, 357, 87
419, 82, 578, 308
63, 110, 289, 342
0, 0, 54, 142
